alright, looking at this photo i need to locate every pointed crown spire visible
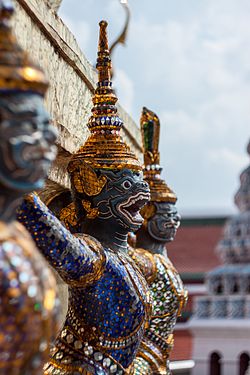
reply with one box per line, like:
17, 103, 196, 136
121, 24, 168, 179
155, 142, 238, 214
140, 107, 177, 203
0, 0, 48, 95
68, 20, 141, 191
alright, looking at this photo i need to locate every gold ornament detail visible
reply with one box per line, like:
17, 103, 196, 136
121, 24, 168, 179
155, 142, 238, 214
59, 202, 78, 230
82, 200, 99, 219
140, 107, 177, 204
0, 3, 48, 94
69, 161, 107, 196
68, 20, 141, 194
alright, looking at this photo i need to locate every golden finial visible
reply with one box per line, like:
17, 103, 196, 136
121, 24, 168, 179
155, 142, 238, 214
140, 107, 177, 203
141, 106, 160, 167
0, 0, 48, 95
97, 20, 111, 82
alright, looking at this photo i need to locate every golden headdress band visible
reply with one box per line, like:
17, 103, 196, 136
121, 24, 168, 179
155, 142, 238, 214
0, 1, 48, 95
140, 107, 177, 203
68, 20, 141, 183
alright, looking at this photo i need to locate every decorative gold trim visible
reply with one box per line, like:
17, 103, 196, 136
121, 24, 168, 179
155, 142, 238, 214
69, 161, 107, 196
128, 247, 157, 284
59, 202, 78, 229
81, 200, 99, 219
69, 234, 106, 287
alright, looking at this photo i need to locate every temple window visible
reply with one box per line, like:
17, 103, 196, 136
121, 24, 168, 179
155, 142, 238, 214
239, 352, 250, 375
209, 352, 222, 375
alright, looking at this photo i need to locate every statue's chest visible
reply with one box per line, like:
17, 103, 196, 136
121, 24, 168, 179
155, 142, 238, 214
150, 255, 187, 318
78, 250, 152, 339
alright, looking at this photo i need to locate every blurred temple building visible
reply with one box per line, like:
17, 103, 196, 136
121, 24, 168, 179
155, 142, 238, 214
188, 140, 250, 375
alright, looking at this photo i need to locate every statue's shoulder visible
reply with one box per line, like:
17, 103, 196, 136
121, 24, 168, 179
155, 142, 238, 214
156, 253, 178, 274
128, 246, 157, 284
74, 233, 104, 255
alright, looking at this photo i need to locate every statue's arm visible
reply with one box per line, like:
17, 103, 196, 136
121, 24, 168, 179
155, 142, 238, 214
16, 193, 104, 286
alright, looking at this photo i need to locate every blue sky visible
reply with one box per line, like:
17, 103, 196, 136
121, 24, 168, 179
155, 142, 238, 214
59, 0, 250, 216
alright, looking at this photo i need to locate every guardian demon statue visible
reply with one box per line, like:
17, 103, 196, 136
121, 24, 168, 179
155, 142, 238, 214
18, 21, 152, 375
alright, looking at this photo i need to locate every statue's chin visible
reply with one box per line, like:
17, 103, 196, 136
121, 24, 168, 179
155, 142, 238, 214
148, 225, 177, 243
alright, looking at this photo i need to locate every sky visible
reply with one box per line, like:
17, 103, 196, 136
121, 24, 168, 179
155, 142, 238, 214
59, 0, 250, 216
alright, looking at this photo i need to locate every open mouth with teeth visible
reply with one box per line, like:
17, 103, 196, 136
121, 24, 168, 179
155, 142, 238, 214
118, 192, 150, 225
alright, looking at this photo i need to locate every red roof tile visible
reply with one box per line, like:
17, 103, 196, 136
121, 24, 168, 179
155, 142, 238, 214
170, 329, 193, 361
167, 224, 223, 274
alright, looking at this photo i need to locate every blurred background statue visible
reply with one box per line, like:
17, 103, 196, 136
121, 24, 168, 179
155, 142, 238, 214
0, 1, 59, 374
130, 108, 188, 375
17, 20, 152, 375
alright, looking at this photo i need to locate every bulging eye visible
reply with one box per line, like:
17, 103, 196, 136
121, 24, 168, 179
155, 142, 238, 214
122, 180, 132, 189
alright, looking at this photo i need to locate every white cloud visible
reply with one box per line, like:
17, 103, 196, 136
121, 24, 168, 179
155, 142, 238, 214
208, 148, 249, 171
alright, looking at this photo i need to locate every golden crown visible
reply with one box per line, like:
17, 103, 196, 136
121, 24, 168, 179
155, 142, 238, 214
68, 20, 141, 194
140, 107, 177, 203
0, 1, 48, 95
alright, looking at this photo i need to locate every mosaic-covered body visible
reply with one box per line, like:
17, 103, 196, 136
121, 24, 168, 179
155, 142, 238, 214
0, 1, 59, 373
18, 194, 151, 375
130, 248, 187, 375
131, 108, 188, 374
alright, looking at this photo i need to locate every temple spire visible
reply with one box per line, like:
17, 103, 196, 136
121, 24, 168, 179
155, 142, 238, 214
96, 20, 111, 83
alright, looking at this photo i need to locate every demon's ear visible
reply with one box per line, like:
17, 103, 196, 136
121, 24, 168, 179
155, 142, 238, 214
81, 200, 99, 219
69, 161, 107, 196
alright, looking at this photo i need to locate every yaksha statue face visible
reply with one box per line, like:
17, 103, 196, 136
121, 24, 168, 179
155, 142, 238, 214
0, 92, 57, 192
147, 202, 180, 242
91, 169, 150, 232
